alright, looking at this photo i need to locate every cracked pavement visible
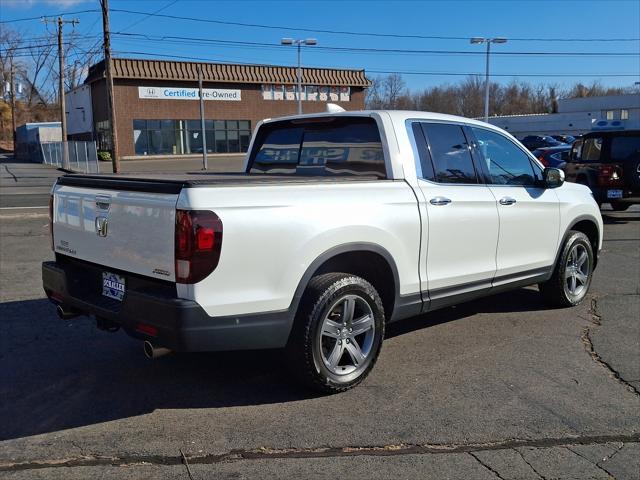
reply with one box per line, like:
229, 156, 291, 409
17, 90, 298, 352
0, 160, 639, 479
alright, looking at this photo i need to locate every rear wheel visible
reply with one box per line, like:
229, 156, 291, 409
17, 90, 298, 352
286, 273, 385, 393
539, 231, 594, 307
610, 201, 631, 211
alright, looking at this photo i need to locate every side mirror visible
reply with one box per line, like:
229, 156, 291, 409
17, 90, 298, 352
544, 167, 565, 188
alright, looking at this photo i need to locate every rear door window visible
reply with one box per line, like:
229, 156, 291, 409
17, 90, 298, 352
611, 136, 640, 161
580, 137, 603, 161
248, 117, 386, 178
420, 123, 478, 184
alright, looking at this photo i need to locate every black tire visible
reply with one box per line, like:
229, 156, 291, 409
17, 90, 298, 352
286, 272, 385, 393
539, 230, 594, 308
610, 202, 631, 211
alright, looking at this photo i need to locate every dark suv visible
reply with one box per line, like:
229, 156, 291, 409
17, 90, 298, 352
564, 130, 640, 210
521, 135, 565, 151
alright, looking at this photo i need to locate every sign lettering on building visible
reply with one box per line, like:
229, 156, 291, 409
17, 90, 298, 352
261, 84, 350, 102
138, 86, 241, 101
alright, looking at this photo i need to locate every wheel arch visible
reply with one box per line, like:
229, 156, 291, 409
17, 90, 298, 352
560, 215, 601, 268
290, 243, 401, 323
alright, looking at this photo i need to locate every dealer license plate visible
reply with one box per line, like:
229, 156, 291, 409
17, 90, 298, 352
102, 272, 125, 301
607, 189, 623, 199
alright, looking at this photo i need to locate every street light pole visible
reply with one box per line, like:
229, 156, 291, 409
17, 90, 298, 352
296, 42, 302, 114
281, 38, 317, 115
198, 64, 208, 170
471, 37, 507, 122
483, 41, 491, 123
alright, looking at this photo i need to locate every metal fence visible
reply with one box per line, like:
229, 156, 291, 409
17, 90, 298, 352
40, 141, 99, 174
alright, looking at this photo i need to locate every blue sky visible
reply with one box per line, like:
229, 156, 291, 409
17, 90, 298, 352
2, 0, 640, 92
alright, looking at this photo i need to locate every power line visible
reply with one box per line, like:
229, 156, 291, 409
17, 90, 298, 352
0, 42, 79, 52
0, 10, 99, 24
118, 0, 179, 33
109, 8, 640, 43
112, 32, 639, 57
369, 69, 640, 78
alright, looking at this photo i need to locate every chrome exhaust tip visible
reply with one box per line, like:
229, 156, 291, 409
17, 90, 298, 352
56, 304, 79, 320
143, 340, 171, 359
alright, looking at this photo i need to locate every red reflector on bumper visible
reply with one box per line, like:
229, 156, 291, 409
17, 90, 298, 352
49, 292, 64, 303
136, 324, 158, 336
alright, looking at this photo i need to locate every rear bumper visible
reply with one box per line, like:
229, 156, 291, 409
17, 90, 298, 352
592, 187, 640, 204
42, 261, 293, 352
607, 196, 640, 205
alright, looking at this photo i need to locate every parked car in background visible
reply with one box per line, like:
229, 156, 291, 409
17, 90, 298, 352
565, 130, 640, 211
532, 145, 571, 169
521, 135, 566, 151
552, 135, 577, 145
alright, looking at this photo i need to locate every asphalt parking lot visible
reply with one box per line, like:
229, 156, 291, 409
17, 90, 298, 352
1, 157, 639, 479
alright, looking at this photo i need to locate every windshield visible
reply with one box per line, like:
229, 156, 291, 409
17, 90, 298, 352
247, 117, 386, 178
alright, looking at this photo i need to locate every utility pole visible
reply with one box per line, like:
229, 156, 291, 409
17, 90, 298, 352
100, 0, 120, 173
57, 17, 67, 155
9, 61, 17, 150
43, 16, 79, 169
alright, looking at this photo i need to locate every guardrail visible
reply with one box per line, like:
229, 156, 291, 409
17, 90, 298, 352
40, 141, 99, 174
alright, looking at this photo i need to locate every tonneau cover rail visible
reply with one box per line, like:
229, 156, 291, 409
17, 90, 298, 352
57, 175, 186, 194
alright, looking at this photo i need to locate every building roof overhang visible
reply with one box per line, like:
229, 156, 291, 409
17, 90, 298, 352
85, 58, 371, 87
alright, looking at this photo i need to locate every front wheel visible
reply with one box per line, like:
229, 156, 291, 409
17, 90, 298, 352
539, 230, 594, 307
286, 273, 385, 393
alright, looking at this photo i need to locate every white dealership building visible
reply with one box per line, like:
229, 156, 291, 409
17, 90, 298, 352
486, 93, 640, 138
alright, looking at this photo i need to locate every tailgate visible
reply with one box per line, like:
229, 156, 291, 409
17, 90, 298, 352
52, 178, 179, 281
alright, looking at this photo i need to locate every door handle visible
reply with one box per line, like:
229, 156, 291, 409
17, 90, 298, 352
499, 196, 517, 206
430, 197, 452, 206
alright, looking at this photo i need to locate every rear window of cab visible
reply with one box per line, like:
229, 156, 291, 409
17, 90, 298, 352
247, 117, 386, 178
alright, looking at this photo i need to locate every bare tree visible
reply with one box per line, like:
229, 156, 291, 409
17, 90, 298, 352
383, 73, 406, 109
26, 37, 55, 106
456, 76, 484, 117
365, 75, 384, 109
0, 27, 23, 82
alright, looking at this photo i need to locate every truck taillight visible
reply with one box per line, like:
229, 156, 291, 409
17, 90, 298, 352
49, 195, 54, 251
596, 164, 624, 187
175, 210, 223, 284
538, 155, 549, 167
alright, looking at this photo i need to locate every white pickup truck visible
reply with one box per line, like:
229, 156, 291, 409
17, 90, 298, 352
43, 111, 603, 392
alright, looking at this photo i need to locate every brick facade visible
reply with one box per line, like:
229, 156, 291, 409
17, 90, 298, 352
87, 60, 368, 159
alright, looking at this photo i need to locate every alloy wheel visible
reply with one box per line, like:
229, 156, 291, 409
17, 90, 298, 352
565, 243, 590, 297
318, 294, 375, 376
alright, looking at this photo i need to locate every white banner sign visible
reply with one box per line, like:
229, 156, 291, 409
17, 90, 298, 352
138, 86, 241, 101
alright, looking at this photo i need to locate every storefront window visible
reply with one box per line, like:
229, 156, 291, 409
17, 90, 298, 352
133, 119, 251, 155
133, 119, 184, 155
215, 130, 227, 153
228, 130, 240, 152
